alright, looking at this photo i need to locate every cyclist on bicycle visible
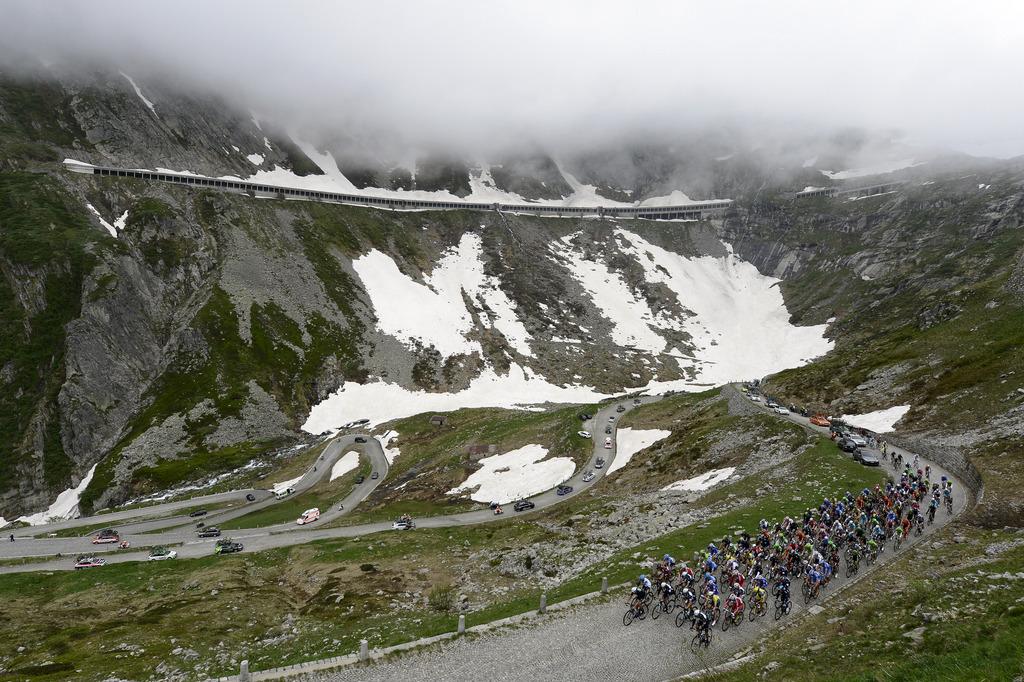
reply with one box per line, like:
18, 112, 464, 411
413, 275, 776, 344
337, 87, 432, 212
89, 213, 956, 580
631, 574, 651, 606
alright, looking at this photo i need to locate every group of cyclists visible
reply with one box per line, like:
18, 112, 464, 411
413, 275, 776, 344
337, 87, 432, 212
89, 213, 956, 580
623, 457, 954, 652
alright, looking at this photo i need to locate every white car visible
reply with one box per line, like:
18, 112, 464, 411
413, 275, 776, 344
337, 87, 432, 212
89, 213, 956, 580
577, 430, 592, 438
582, 470, 595, 483
608, 416, 616, 422
296, 507, 321, 525
773, 406, 789, 414
275, 487, 295, 500
148, 546, 178, 561
849, 435, 868, 447
749, 396, 762, 402
604, 437, 613, 449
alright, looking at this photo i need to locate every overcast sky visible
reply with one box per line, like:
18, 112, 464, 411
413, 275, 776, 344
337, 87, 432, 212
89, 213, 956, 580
3, 0, 1023, 157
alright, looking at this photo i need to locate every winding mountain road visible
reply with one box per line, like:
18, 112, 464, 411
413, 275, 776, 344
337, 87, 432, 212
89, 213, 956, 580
302, 387, 968, 682
0, 398, 650, 571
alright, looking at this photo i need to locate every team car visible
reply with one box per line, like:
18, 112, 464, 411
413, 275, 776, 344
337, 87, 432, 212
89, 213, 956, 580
197, 526, 222, 538
392, 515, 416, 530
92, 528, 119, 544
604, 437, 613, 449
148, 546, 178, 561
577, 430, 592, 438
214, 539, 243, 554
809, 415, 831, 427
74, 556, 106, 569
513, 499, 535, 512
296, 507, 321, 525
557, 485, 573, 496
595, 458, 605, 469
581, 470, 595, 483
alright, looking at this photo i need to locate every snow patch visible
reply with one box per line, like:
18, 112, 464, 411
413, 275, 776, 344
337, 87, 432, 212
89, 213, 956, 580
609, 428, 671, 474
840, 405, 910, 433
16, 464, 98, 525
329, 451, 360, 482
271, 476, 303, 495
85, 204, 118, 238
447, 444, 574, 503
353, 233, 532, 358
247, 153, 265, 165
614, 229, 833, 387
662, 467, 736, 492
303, 364, 607, 432
820, 159, 923, 180
375, 430, 400, 464
120, 72, 156, 116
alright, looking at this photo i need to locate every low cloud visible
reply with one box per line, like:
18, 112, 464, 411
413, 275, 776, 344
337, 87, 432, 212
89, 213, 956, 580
2, 0, 1023, 157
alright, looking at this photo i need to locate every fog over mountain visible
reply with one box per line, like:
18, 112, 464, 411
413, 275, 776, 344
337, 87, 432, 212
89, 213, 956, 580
3, 0, 1023, 158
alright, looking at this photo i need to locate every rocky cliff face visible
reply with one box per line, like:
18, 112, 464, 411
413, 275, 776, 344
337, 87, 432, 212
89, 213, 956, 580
1, 68, 1021, 517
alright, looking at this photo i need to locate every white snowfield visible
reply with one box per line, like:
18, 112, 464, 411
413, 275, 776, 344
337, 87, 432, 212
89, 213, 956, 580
352, 233, 532, 359
446, 444, 575, 504
302, 228, 833, 433
85, 203, 118, 238
662, 466, 737, 493
329, 451, 360, 482
819, 158, 924, 180
13, 463, 98, 526
840, 405, 911, 433
608, 428, 671, 474
271, 475, 303, 495
375, 431, 401, 465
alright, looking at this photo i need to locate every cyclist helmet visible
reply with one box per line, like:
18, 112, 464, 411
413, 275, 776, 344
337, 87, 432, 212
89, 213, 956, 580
663, 554, 671, 562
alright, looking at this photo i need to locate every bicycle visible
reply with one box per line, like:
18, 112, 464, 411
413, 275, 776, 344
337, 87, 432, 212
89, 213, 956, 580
690, 625, 712, 652
945, 496, 954, 516
651, 592, 676, 619
675, 604, 695, 628
748, 590, 768, 622
893, 532, 903, 552
622, 599, 647, 626
773, 593, 792, 620
721, 603, 745, 631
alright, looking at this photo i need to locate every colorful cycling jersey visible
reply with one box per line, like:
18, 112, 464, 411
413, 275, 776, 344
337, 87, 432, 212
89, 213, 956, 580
821, 561, 832, 577
808, 570, 822, 584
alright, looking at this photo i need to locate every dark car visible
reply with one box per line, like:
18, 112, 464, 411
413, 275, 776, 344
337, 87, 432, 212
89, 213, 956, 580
595, 458, 605, 469
215, 540, 243, 554
513, 500, 535, 512
616, 405, 626, 413
837, 438, 857, 453
189, 509, 207, 518
371, 471, 379, 480
579, 413, 592, 422
604, 426, 612, 434
859, 451, 881, 467
197, 526, 221, 538
355, 475, 365, 484
633, 398, 642, 405
245, 493, 256, 502
557, 485, 573, 496
354, 436, 367, 443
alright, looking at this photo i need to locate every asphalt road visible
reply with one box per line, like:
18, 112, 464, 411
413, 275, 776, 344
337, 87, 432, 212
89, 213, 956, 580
303, 387, 968, 682
0, 397, 650, 571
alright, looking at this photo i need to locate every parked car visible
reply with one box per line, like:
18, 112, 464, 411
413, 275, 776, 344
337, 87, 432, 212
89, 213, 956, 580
766, 401, 779, 409
595, 458, 605, 469
749, 396, 762, 403
513, 499, 535, 512
296, 507, 321, 525
849, 435, 868, 448
773, 406, 789, 415
616, 405, 626, 413
392, 516, 415, 530
354, 436, 367, 443
355, 475, 365, 484
577, 430, 591, 438
245, 493, 257, 502
604, 437, 613, 449
197, 526, 222, 538
214, 539, 243, 554
92, 529, 119, 544
838, 438, 857, 453
188, 509, 207, 518
809, 415, 831, 427
859, 451, 881, 467
579, 413, 592, 421
556, 485, 573, 496
74, 556, 106, 569
148, 546, 177, 561
371, 471, 379, 480
581, 470, 595, 483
